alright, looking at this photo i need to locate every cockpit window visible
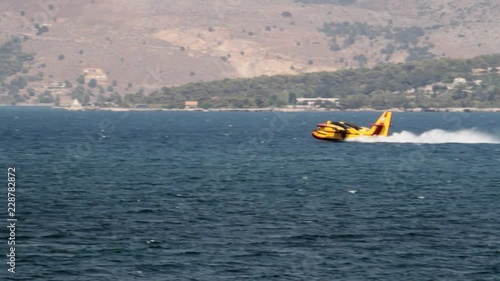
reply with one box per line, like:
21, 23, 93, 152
342, 122, 361, 130
331, 122, 349, 130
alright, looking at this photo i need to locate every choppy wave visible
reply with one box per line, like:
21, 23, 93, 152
348, 129, 500, 144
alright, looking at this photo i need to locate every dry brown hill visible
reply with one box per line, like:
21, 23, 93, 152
1, 0, 499, 92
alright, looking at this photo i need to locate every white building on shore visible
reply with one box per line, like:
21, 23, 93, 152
296, 97, 339, 107
67, 99, 84, 111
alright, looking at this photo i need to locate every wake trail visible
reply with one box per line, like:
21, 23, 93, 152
348, 129, 500, 144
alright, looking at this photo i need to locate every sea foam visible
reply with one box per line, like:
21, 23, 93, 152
348, 129, 500, 144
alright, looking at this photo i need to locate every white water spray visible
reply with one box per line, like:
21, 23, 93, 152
348, 129, 500, 144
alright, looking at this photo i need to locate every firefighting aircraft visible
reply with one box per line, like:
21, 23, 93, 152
312, 111, 393, 141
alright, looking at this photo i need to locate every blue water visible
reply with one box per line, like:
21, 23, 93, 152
1, 107, 500, 280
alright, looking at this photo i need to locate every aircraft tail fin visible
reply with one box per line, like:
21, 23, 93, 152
368, 111, 392, 136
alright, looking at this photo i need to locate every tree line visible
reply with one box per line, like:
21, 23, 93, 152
133, 54, 500, 109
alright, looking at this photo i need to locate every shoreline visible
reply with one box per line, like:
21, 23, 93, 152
2, 104, 500, 112
58, 106, 500, 113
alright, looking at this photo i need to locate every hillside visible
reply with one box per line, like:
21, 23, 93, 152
133, 54, 500, 109
0, 0, 500, 106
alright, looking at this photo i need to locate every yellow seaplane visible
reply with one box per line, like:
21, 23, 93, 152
312, 111, 393, 141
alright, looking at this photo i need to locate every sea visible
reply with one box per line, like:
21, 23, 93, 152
1, 106, 499, 281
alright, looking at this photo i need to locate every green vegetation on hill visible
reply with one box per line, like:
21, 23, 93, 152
0, 37, 35, 104
319, 21, 435, 62
134, 54, 500, 109
0, 37, 33, 82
